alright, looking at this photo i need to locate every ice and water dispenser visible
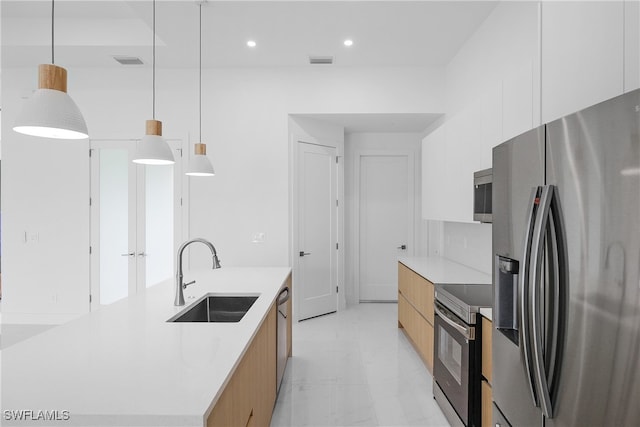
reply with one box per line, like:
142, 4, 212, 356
495, 256, 519, 345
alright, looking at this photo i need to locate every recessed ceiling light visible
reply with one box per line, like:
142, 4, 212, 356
343, 39, 354, 47
247, 40, 257, 48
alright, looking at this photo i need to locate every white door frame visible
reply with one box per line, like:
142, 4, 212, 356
290, 134, 345, 322
89, 138, 184, 310
352, 149, 415, 304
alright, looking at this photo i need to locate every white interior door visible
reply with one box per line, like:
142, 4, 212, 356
90, 140, 180, 309
358, 154, 414, 301
297, 142, 338, 320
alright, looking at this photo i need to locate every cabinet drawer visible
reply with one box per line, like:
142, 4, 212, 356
417, 314, 434, 372
481, 379, 492, 427
398, 292, 434, 373
398, 293, 412, 331
398, 263, 434, 326
398, 263, 413, 301
482, 317, 492, 383
413, 273, 434, 325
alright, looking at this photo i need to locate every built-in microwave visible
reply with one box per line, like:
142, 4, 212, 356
473, 168, 492, 223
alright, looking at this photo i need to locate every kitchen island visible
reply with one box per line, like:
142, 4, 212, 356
2, 267, 291, 427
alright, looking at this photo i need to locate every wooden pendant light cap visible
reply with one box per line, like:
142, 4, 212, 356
38, 64, 67, 92
146, 119, 163, 136
194, 143, 207, 155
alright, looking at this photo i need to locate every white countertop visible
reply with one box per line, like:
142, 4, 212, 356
480, 307, 493, 321
398, 256, 492, 286
2, 267, 291, 427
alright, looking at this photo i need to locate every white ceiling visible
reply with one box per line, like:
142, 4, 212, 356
1, 1, 496, 134
2, 1, 498, 69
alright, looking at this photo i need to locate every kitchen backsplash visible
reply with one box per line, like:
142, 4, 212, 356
426, 220, 492, 275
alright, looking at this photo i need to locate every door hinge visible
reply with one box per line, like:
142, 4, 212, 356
336, 156, 339, 163
336, 199, 339, 207
336, 286, 339, 293
177, 148, 183, 157
89, 246, 92, 254
89, 197, 92, 206
336, 243, 339, 250
89, 294, 92, 303
89, 149, 93, 157
180, 197, 183, 206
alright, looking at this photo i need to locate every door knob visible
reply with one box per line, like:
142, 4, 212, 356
121, 252, 135, 257
299, 251, 312, 257
137, 252, 147, 257
397, 245, 407, 250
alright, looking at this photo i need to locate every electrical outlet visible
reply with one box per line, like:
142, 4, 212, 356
251, 232, 266, 243
24, 231, 40, 243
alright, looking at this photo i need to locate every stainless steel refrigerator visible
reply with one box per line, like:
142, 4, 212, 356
492, 89, 640, 427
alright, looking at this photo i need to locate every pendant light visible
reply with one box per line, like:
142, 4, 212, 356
13, 0, 89, 140
186, 2, 215, 177
133, 0, 174, 165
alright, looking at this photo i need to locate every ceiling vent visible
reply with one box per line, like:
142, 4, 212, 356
113, 56, 144, 66
309, 56, 334, 65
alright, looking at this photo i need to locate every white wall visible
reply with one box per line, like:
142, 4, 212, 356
1, 136, 90, 324
442, 222, 492, 275
345, 132, 423, 304
2, 65, 444, 322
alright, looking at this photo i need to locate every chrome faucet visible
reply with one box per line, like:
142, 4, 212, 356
175, 238, 221, 306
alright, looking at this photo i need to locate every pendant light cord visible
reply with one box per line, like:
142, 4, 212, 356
152, 0, 156, 119
199, 3, 202, 142
51, 0, 55, 64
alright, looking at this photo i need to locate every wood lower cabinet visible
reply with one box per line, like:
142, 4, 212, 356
285, 275, 293, 358
397, 262, 435, 373
481, 379, 492, 427
207, 304, 277, 427
481, 317, 492, 383
481, 316, 493, 427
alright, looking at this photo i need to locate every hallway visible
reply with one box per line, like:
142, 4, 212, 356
270, 303, 449, 426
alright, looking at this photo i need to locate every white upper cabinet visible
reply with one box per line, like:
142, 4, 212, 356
625, 0, 640, 92
422, 125, 446, 221
480, 82, 503, 170
422, 105, 482, 223
541, 1, 624, 123
422, 2, 636, 224
445, 106, 480, 223
503, 61, 535, 142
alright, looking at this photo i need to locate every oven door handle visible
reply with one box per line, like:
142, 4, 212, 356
435, 302, 475, 341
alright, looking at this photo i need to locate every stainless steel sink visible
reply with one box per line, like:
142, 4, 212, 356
168, 294, 259, 323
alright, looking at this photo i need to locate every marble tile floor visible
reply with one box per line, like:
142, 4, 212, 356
270, 303, 450, 427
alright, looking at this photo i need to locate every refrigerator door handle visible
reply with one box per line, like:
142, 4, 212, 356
545, 185, 569, 418
520, 187, 540, 408
530, 185, 554, 418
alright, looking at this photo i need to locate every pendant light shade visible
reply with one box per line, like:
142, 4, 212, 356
13, 2, 89, 140
186, 2, 215, 177
186, 143, 215, 176
133, 0, 174, 165
133, 120, 174, 165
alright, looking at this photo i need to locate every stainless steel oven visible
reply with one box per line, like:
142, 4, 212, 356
433, 284, 492, 427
